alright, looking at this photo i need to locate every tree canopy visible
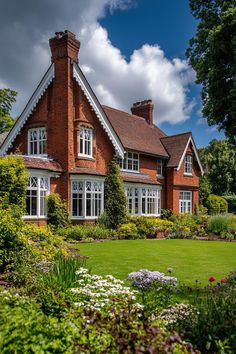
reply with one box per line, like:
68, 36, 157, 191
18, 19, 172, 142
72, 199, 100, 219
187, 1, 236, 143
0, 88, 17, 134
198, 139, 236, 198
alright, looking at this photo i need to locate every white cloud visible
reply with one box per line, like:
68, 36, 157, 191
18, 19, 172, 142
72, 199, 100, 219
0, 0, 195, 125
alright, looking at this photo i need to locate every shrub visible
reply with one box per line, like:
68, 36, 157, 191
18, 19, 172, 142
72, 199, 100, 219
104, 160, 127, 229
131, 217, 174, 238
206, 194, 228, 214
0, 205, 25, 271
223, 194, 236, 214
117, 223, 139, 239
47, 193, 70, 228
207, 214, 236, 238
161, 208, 173, 220
0, 155, 28, 213
58, 224, 112, 241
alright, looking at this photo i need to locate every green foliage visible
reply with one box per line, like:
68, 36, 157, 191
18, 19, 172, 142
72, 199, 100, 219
0, 88, 17, 134
161, 208, 173, 220
0, 155, 28, 212
198, 139, 236, 196
47, 193, 70, 228
104, 159, 127, 229
207, 214, 236, 238
0, 205, 25, 271
117, 222, 139, 239
187, 1, 236, 143
58, 224, 112, 241
206, 194, 228, 214
223, 194, 236, 214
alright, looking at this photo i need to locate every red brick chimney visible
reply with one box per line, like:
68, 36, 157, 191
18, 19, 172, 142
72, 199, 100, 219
49, 30, 80, 63
131, 99, 154, 125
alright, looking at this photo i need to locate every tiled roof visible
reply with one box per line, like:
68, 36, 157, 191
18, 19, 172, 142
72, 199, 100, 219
70, 167, 105, 176
103, 105, 169, 158
121, 172, 161, 185
0, 132, 9, 146
161, 132, 192, 168
22, 156, 63, 172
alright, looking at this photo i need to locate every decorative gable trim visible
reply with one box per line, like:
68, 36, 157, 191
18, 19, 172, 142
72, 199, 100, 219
0, 64, 55, 156
177, 136, 204, 175
72, 62, 124, 158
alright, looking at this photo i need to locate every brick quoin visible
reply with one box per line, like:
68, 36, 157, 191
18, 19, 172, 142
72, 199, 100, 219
6, 30, 202, 223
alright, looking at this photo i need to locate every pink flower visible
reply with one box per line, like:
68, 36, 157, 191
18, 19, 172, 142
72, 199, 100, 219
208, 276, 216, 283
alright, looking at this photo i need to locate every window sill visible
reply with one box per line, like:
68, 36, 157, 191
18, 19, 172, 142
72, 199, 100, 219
121, 169, 140, 174
184, 173, 193, 177
77, 155, 95, 162
22, 216, 48, 220
71, 216, 98, 220
27, 154, 48, 159
156, 174, 164, 179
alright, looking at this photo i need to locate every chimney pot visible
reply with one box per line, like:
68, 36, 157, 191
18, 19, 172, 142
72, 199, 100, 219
131, 99, 154, 125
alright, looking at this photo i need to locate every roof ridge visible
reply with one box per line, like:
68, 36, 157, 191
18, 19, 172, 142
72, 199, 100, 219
161, 131, 192, 140
102, 105, 146, 121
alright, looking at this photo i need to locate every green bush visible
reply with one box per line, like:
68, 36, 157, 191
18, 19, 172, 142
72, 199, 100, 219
131, 217, 174, 238
206, 194, 228, 214
207, 214, 236, 237
161, 208, 173, 220
0, 155, 28, 213
117, 223, 139, 239
104, 160, 127, 229
223, 194, 236, 214
58, 224, 112, 241
0, 205, 25, 271
47, 193, 70, 228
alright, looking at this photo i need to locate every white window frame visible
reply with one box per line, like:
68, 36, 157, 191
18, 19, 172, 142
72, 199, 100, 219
179, 191, 192, 214
78, 127, 93, 158
117, 152, 139, 173
28, 127, 47, 156
125, 184, 161, 216
24, 174, 50, 219
70, 177, 104, 220
157, 158, 164, 177
184, 154, 193, 175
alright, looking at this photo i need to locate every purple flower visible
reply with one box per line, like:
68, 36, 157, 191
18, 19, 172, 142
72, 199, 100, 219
128, 269, 177, 289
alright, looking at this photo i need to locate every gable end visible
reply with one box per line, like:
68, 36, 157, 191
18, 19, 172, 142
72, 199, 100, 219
177, 136, 204, 175
0, 64, 55, 156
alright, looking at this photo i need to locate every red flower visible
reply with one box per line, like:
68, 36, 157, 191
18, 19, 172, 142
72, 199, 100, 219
208, 276, 216, 283
220, 278, 226, 284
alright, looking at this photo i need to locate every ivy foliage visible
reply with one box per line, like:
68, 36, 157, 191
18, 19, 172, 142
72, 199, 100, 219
47, 193, 70, 228
0, 155, 28, 213
187, 0, 236, 143
104, 159, 127, 229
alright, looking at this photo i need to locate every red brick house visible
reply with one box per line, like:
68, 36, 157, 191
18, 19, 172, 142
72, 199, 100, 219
0, 31, 203, 225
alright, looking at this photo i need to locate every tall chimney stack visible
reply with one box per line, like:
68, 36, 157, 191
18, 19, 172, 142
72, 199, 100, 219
131, 99, 154, 125
49, 30, 80, 63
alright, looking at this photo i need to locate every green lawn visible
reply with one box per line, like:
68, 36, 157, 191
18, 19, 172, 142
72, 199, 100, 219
75, 239, 236, 285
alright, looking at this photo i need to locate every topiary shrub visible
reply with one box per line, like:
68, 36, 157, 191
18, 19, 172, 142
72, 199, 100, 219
0, 155, 28, 214
47, 193, 70, 228
104, 159, 127, 229
206, 194, 228, 214
223, 194, 236, 214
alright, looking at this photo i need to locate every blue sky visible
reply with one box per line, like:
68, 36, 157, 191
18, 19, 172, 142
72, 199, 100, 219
0, 0, 224, 147
100, 0, 224, 146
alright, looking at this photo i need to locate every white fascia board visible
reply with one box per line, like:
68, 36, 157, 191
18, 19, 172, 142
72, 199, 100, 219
0, 64, 55, 156
177, 136, 204, 175
72, 63, 124, 158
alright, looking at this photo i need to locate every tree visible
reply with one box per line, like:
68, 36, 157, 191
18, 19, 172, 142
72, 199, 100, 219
0, 155, 28, 213
199, 174, 212, 204
198, 139, 236, 196
104, 159, 127, 229
187, 1, 236, 143
0, 88, 17, 133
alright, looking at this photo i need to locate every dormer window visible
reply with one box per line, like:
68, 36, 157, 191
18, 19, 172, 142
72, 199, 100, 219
78, 127, 93, 157
184, 154, 193, 175
117, 152, 139, 172
157, 158, 164, 177
28, 127, 47, 156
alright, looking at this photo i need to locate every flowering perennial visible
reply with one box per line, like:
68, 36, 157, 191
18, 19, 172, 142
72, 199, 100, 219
128, 269, 177, 289
71, 268, 143, 314
158, 303, 196, 326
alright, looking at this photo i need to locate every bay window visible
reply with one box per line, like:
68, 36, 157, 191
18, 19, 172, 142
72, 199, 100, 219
179, 191, 192, 214
125, 185, 161, 216
184, 155, 193, 175
28, 127, 47, 156
117, 152, 139, 172
26, 176, 50, 217
71, 179, 104, 219
78, 127, 93, 157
